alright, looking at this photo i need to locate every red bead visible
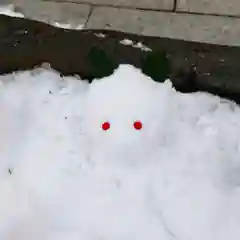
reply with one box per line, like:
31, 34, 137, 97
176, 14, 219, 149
134, 121, 142, 130
102, 122, 110, 131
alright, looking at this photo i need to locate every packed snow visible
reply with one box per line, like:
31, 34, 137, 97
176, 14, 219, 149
1, 65, 240, 240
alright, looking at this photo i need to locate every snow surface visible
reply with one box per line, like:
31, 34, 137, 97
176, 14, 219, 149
1, 65, 240, 240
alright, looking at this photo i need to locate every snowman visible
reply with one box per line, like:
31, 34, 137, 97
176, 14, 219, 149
84, 65, 240, 240
1, 65, 240, 240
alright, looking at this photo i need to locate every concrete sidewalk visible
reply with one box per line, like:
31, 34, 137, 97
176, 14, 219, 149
5, 0, 240, 46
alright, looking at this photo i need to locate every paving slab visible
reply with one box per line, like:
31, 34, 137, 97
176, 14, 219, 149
177, 0, 240, 16
45, 0, 174, 10
0, 0, 12, 4
5, 1, 91, 27
86, 6, 240, 46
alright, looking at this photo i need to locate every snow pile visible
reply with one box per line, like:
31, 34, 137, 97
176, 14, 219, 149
0, 65, 240, 240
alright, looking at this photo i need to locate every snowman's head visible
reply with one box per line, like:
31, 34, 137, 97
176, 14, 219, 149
85, 65, 174, 165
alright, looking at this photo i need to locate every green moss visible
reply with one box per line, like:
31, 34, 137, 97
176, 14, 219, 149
142, 51, 171, 82
88, 47, 171, 83
88, 47, 117, 79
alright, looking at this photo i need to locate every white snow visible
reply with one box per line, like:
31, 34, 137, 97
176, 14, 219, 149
94, 33, 106, 38
120, 39, 134, 46
1, 65, 240, 240
51, 22, 84, 30
120, 39, 152, 52
132, 42, 152, 52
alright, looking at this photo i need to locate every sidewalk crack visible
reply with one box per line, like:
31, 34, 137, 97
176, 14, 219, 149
84, 5, 94, 28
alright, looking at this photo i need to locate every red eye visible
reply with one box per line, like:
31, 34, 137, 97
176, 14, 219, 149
102, 121, 110, 131
133, 121, 142, 130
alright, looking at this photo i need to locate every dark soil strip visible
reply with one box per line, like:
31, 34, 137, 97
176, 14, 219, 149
0, 15, 240, 103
